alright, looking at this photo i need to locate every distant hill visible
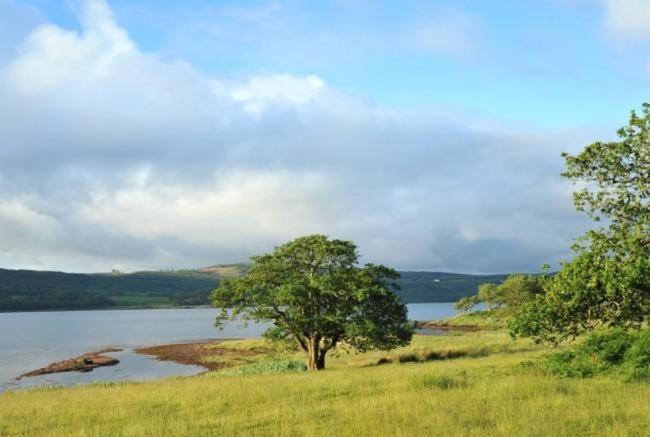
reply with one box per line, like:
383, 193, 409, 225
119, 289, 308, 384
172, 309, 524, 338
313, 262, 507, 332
0, 266, 508, 312
197, 264, 251, 278
395, 271, 509, 303
0, 268, 219, 311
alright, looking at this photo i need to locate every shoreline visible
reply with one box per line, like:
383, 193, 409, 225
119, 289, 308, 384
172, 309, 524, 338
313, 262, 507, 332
134, 339, 246, 371
0, 301, 457, 314
0, 305, 214, 314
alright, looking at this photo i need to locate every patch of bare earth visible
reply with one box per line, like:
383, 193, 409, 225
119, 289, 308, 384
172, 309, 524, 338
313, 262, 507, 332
135, 341, 268, 371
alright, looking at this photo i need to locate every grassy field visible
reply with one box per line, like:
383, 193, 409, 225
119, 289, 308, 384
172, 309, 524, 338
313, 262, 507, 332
423, 309, 509, 330
1, 331, 648, 436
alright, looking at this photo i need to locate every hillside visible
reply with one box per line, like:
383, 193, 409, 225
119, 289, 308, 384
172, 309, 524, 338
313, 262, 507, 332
0, 268, 219, 311
396, 271, 509, 303
0, 266, 507, 312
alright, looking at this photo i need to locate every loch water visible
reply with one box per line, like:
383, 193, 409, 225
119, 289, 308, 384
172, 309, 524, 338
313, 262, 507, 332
0, 303, 458, 392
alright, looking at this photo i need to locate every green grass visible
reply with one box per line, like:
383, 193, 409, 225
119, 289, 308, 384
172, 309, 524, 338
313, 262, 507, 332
1, 331, 648, 436
214, 359, 307, 376
428, 309, 509, 329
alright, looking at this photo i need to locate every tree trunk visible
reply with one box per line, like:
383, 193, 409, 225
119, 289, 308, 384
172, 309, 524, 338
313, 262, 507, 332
306, 337, 321, 371
316, 350, 326, 370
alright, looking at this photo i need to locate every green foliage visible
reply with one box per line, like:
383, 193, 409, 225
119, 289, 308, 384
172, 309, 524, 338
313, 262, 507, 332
477, 283, 501, 310
562, 103, 649, 227
212, 234, 413, 370
582, 328, 633, 364
0, 268, 220, 311
468, 274, 542, 314
510, 228, 649, 344
539, 329, 650, 380
511, 103, 650, 343
497, 274, 544, 309
454, 294, 480, 312
215, 359, 307, 376
625, 329, 650, 380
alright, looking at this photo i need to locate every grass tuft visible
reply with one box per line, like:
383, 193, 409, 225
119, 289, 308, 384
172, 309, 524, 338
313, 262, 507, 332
208, 359, 307, 377
419, 374, 469, 390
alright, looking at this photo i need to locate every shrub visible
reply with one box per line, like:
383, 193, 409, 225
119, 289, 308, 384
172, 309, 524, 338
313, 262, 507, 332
624, 329, 650, 381
398, 353, 419, 363
217, 359, 307, 376
582, 328, 633, 365
539, 328, 649, 379
542, 349, 604, 378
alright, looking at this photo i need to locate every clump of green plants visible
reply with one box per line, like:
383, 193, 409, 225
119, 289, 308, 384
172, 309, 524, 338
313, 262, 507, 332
539, 328, 650, 380
419, 374, 469, 390
211, 359, 307, 377
624, 329, 650, 380
397, 349, 470, 364
398, 353, 419, 363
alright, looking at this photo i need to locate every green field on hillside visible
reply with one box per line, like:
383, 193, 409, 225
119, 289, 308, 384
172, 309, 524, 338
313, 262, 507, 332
1, 330, 648, 436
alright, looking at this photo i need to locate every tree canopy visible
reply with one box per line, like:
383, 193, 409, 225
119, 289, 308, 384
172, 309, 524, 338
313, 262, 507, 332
454, 294, 480, 313
211, 235, 413, 370
510, 104, 650, 344
456, 274, 542, 313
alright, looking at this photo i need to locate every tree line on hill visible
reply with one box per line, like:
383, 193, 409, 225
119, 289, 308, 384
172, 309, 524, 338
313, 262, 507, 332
0, 266, 509, 312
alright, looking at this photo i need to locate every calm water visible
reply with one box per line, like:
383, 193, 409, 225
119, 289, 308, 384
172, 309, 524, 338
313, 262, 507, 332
0, 303, 457, 392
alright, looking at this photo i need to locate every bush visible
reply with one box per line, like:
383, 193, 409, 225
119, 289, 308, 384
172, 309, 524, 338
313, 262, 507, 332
624, 329, 650, 381
542, 349, 605, 378
582, 328, 633, 365
539, 328, 650, 379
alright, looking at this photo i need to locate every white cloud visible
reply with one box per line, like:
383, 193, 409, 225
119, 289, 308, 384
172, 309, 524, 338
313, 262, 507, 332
7, 0, 134, 94
603, 0, 650, 41
0, 0, 594, 273
79, 170, 338, 248
226, 74, 325, 114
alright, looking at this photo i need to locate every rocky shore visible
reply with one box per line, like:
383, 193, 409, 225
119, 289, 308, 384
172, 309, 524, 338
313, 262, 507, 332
19, 348, 122, 379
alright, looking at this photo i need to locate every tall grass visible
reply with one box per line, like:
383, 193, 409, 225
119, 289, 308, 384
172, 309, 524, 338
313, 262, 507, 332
0, 331, 648, 436
209, 358, 307, 376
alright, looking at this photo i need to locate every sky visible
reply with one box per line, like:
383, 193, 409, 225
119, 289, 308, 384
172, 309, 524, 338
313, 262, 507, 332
0, 0, 648, 274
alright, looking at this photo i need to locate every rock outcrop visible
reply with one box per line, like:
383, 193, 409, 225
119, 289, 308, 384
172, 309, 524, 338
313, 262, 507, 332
18, 348, 122, 379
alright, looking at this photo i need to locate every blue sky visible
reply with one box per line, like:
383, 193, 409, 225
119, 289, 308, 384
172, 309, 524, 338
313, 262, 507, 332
0, 0, 647, 273
7, 0, 650, 126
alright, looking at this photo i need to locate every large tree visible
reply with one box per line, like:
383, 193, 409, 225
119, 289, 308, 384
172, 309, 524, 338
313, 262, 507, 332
510, 104, 649, 344
211, 235, 413, 370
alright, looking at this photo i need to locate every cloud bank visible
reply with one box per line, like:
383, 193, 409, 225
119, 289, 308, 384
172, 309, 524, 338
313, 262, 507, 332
603, 0, 650, 41
0, 0, 594, 273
